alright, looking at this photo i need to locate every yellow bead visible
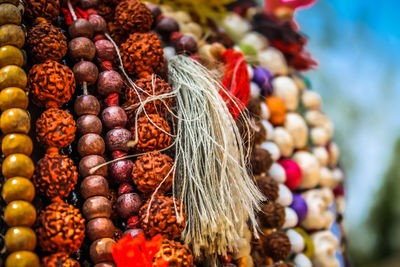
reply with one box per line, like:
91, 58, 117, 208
5, 227, 37, 252
0, 108, 30, 134
2, 153, 34, 179
0, 24, 25, 48
4, 200, 36, 227
0, 45, 23, 68
2, 177, 35, 203
5, 251, 40, 267
0, 87, 28, 111
0, 65, 27, 90
2, 133, 33, 156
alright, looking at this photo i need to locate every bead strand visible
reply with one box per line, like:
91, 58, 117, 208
23, 0, 85, 265
66, 1, 117, 266
0, 1, 40, 266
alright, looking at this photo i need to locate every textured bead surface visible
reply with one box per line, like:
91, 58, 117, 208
69, 37, 96, 61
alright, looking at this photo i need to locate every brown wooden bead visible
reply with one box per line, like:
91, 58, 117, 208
77, 114, 102, 135
73, 61, 98, 86
81, 175, 109, 199
90, 238, 115, 263
69, 18, 94, 39
86, 217, 114, 241
75, 95, 100, 116
69, 37, 96, 61
82, 196, 111, 220
101, 106, 127, 129
94, 263, 116, 267
78, 133, 105, 157
79, 155, 107, 178
88, 14, 106, 33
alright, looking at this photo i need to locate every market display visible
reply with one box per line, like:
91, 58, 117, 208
0, 1, 347, 267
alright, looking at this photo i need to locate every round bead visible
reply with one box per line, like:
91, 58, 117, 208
83, 196, 112, 220
116, 193, 142, 219
2, 133, 33, 156
73, 61, 99, 86
2, 177, 35, 203
86, 217, 115, 241
109, 158, 133, 184
5, 251, 40, 267
0, 108, 30, 134
90, 238, 116, 263
0, 45, 23, 68
2, 153, 34, 179
175, 35, 198, 55
24, 0, 60, 23
5, 227, 37, 252
101, 106, 127, 129
95, 40, 116, 62
88, 14, 107, 33
75, 94, 101, 116
81, 175, 109, 199
0, 65, 27, 90
156, 17, 180, 40
0, 24, 25, 48
78, 133, 105, 157
106, 128, 132, 152
77, 114, 102, 135
79, 155, 108, 178
69, 37, 96, 61
0, 87, 28, 111
69, 18, 94, 39
97, 70, 123, 96
0, 0, 19, 5
35, 108, 76, 149
4, 200, 36, 227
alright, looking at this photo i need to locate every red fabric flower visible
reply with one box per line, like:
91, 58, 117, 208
265, 0, 318, 12
112, 233, 167, 267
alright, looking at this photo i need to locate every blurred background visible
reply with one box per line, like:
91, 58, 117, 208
286, 0, 400, 266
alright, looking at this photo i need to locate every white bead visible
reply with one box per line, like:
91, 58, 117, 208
332, 168, 344, 185
273, 76, 299, 111
311, 127, 330, 146
319, 167, 335, 188
283, 207, 298, 229
328, 142, 340, 167
260, 141, 280, 161
241, 31, 268, 51
305, 110, 329, 127
294, 253, 312, 267
250, 82, 261, 97
311, 231, 340, 267
287, 229, 305, 253
223, 13, 251, 37
302, 90, 322, 110
273, 127, 294, 157
258, 47, 289, 76
284, 113, 308, 149
260, 102, 270, 120
247, 64, 254, 80
269, 163, 286, 183
276, 184, 293, 206
293, 151, 321, 189
313, 146, 329, 166
261, 119, 274, 140
302, 188, 334, 230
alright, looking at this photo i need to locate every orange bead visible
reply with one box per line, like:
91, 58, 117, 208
265, 96, 286, 126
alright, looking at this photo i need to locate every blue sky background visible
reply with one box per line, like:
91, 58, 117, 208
293, 0, 400, 258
